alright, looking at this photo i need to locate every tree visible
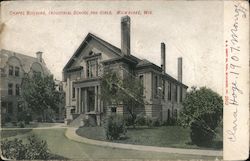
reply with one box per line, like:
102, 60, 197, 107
100, 70, 144, 127
179, 86, 223, 146
21, 74, 61, 122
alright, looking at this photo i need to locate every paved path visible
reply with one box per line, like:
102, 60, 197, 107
65, 127, 223, 157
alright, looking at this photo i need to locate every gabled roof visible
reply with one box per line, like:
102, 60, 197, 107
0, 49, 50, 75
63, 33, 187, 88
63, 33, 123, 71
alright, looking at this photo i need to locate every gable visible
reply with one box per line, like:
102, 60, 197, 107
63, 33, 122, 71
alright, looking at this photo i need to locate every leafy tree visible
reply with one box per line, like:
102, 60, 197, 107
179, 87, 223, 146
21, 74, 61, 122
100, 70, 144, 127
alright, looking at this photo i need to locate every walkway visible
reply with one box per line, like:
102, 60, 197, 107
65, 127, 223, 157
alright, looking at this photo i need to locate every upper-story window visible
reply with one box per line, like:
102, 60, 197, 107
87, 59, 98, 78
15, 67, 20, 76
139, 75, 144, 95
8, 83, 13, 95
168, 81, 171, 101
175, 85, 178, 102
154, 75, 158, 98
72, 87, 76, 98
9, 65, 13, 76
162, 79, 165, 99
16, 84, 20, 96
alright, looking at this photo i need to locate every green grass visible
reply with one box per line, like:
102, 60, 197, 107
76, 126, 223, 150
1, 129, 32, 138
2, 122, 61, 128
1, 128, 220, 160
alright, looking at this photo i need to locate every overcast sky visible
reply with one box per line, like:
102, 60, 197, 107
1, 1, 224, 95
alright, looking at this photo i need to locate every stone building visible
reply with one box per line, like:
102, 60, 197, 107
63, 16, 188, 126
0, 49, 50, 123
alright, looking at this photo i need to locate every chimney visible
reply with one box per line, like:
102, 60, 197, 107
121, 16, 130, 55
36, 51, 43, 63
178, 57, 182, 82
161, 42, 166, 73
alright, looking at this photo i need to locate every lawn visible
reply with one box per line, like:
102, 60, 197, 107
76, 126, 223, 150
2, 122, 62, 128
1, 128, 220, 160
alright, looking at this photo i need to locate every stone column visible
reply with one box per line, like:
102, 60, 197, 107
79, 88, 82, 113
84, 89, 88, 112
94, 86, 98, 112
76, 88, 79, 113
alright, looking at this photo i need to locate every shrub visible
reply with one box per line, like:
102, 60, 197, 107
145, 116, 153, 127
123, 114, 136, 127
135, 113, 146, 126
17, 121, 25, 128
179, 87, 223, 146
1, 138, 26, 159
152, 118, 161, 127
190, 120, 214, 146
1, 135, 50, 160
104, 114, 127, 140
25, 135, 50, 159
37, 117, 43, 122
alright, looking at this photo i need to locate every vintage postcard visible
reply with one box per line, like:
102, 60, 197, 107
0, 0, 249, 160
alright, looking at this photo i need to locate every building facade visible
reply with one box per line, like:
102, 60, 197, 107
0, 49, 50, 123
63, 16, 188, 126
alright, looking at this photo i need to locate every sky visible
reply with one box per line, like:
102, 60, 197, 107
1, 1, 224, 95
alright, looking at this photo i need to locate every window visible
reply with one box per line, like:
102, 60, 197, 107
111, 107, 117, 113
72, 87, 75, 98
15, 67, 20, 76
8, 83, 13, 95
168, 82, 171, 101
175, 85, 178, 102
87, 59, 98, 78
16, 84, 20, 96
154, 75, 158, 97
139, 75, 144, 95
162, 79, 165, 99
9, 65, 13, 76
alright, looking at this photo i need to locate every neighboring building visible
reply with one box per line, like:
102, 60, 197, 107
0, 49, 50, 123
63, 16, 188, 126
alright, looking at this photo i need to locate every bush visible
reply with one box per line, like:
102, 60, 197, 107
37, 117, 43, 122
25, 135, 50, 159
179, 87, 223, 146
190, 120, 214, 146
1, 138, 26, 159
124, 114, 136, 127
104, 114, 127, 140
1, 135, 50, 160
135, 113, 146, 126
17, 121, 25, 128
145, 116, 153, 127
152, 118, 161, 127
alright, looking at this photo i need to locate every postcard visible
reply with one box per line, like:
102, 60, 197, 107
0, 0, 249, 160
